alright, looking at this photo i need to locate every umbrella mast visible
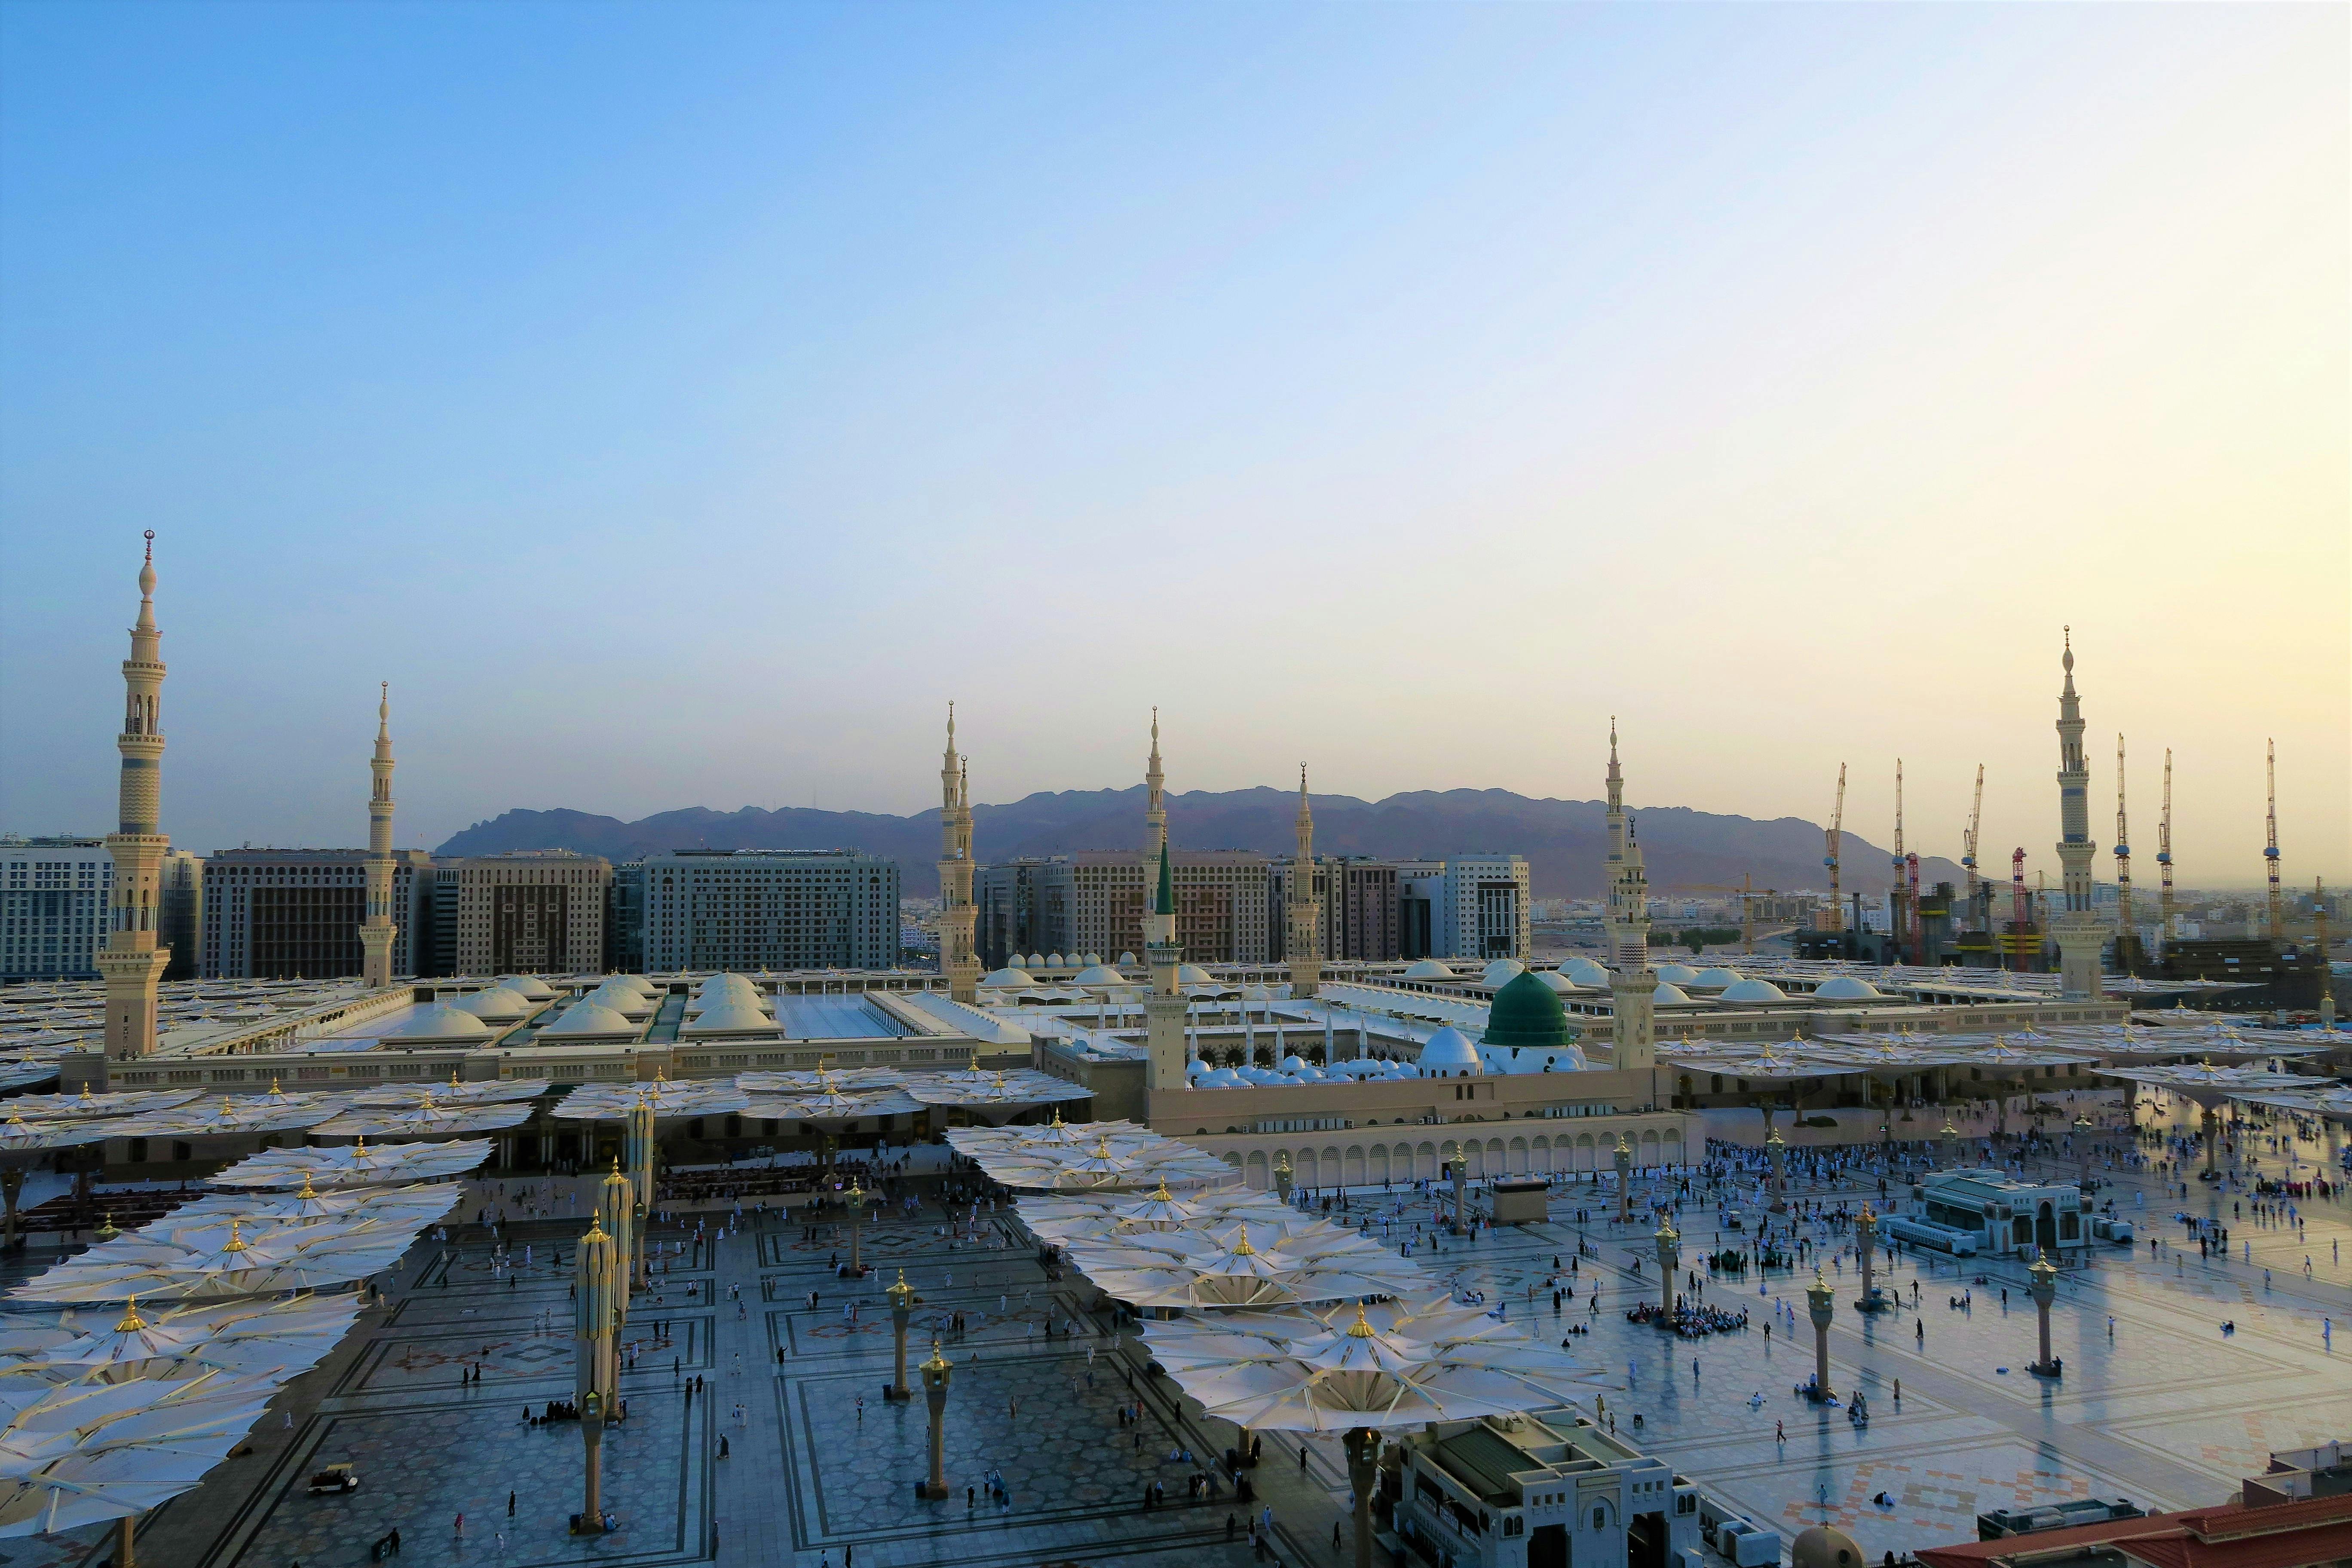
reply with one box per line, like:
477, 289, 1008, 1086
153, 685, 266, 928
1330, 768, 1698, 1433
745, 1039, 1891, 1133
573, 1214, 618, 1532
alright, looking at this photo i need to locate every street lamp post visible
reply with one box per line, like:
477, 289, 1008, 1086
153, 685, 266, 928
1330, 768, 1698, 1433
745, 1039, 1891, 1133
1654, 1219, 1679, 1322
847, 1179, 866, 1273
1450, 1158, 1468, 1232
1274, 1153, 1294, 1203
885, 1269, 919, 1400
597, 1160, 633, 1326
1343, 1427, 1382, 1568
2197, 1105, 2220, 1179
1941, 1118, 1961, 1171
1855, 1204, 1883, 1313
573, 1214, 619, 1532
1766, 1126, 1788, 1214
918, 1341, 953, 1499
2073, 1114, 2095, 1191
2027, 1251, 2061, 1377
625, 1094, 655, 1289
1613, 1136, 1633, 1225
1805, 1267, 1834, 1403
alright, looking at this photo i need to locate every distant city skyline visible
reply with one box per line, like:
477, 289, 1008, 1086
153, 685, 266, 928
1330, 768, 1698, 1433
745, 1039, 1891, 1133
2, 5, 2344, 880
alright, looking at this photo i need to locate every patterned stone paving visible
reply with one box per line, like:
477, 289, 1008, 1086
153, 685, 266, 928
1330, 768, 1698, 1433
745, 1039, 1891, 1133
22, 1097, 2346, 1568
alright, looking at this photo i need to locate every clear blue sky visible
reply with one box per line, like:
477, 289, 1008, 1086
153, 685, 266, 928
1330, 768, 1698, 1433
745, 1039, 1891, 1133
3, 3, 2344, 881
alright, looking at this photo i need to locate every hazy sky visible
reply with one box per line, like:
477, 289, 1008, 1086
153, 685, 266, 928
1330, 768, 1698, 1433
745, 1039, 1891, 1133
3, 3, 2344, 884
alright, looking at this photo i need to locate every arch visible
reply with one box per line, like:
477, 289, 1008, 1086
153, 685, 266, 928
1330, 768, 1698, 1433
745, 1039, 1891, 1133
1344, 1145, 1366, 1186
1293, 1149, 1316, 1186
1507, 1136, 1529, 1174
1574, 1132, 1596, 1172
1531, 1135, 1552, 1172
1639, 1129, 1660, 1167
1486, 1138, 1506, 1177
1369, 1146, 1391, 1185
1245, 1150, 1269, 1191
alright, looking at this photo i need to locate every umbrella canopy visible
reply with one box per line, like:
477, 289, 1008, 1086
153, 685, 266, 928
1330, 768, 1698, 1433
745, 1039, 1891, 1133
0, 1363, 286, 1536
950, 1130, 1237, 1192
2095, 1061, 2316, 1109
735, 1067, 911, 1095
0, 1090, 200, 1122
167, 1179, 463, 1230
1020, 1182, 1292, 1244
346, 1078, 547, 1109
208, 1138, 494, 1190
738, 1072, 925, 1129
1067, 1220, 1428, 1310
551, 1081, 748, 1121
2227, 1084, 2352, 1119
0, 1117, 124, 1155
0, 1294, 363, 1384
1142, 1295, 1610, 1434
102, 1088, 348, 1140
904, 1069, 1092, 1124
14, 1216, 420, 1303
312, 1093, 538, 1140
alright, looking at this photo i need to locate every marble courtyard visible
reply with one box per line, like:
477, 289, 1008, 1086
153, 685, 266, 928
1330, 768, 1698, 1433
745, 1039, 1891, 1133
12, 1106, 2346, 1568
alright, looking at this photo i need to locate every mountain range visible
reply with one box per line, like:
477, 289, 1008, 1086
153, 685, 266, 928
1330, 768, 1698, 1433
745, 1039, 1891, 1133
435, 786, 1964, 903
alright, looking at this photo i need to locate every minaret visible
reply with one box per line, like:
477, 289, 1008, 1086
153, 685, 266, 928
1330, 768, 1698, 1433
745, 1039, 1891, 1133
360, 684, 399, 988
1143, 841, 1188, 1093
1286, 764, 1323, 999
1602, 721, 1657, 1073
98, 533, 170, 1061
2051, 630, 2105, 1000
1143, 708, 1167, 864
936, 706, 980, 1003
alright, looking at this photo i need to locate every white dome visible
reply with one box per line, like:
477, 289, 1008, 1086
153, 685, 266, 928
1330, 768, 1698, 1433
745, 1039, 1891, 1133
1118, 951, 1137, 966
496, 974, 558, 1001
1185, 1059, 1209, 1080
1278, 1054, 1310, 1073
388, 1003, 492, 1039
1046, 953, 1066, 968
684, 1000, 775, 1035
1418, 1026, 1482, 1074
585, 982, 653, 1018
982, 967, 1037, 988
1653, 982, 1694, 1004
1562, 958, 1612, 987
1072, 964, 1125, 985
1175, 964, 1216, 985
1813, 976, 1883, 1001
1537, 970, 1577, 993
1026, 954, 1045, 968
1201, 1068, 1249, 1088
1719, 978, 1790, 1003
1654, 962, 1700, 985
696, 974, 761, 1004
1690, 967, 1745, 989
454, 986, 533, 1022
1082, 953, 1102, 967
1403, 959, 1455, 980
1480, 959, 1526, 986
541, 1001, 635, 1038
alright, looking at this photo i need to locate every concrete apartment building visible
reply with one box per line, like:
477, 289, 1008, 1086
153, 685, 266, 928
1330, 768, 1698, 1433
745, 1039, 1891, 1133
0, 837, 113, 982
1270, 856, 1401, 962
201, 848, 432, 979
639, 849, 899, 973
433, 851, 611, 976
1005, 851, 1273, 965
1398, 855, 1532, 962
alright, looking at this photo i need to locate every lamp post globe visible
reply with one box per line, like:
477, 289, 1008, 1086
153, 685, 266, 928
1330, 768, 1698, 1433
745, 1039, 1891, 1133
917, 1341, 954, 1500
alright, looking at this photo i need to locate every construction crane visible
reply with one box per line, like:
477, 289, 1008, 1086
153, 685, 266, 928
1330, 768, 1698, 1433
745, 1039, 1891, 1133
2265, 739, 2284, 940
2157, 748, 2175, 946
1892, 760, 1907, 959
2009, 847, 2031, 972
1961, 763, 1985, 936
1819, 764, 1846, 933
2114, 735, 2134, 973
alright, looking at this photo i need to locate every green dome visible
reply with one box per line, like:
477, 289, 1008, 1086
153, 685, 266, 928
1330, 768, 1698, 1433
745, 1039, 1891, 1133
1481, 970, 1573, 1050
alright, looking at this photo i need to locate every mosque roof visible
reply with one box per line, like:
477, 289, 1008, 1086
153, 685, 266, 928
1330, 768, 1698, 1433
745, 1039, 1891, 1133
1418, 1027, 1482, 1072
540, 1001, 636, 1038
453, 986, 533, 1022
1481, 970, 1571, 1050
386, 1003, 493, 1039
1718, 978, 1791, 1003
1402, 959, 1454, 981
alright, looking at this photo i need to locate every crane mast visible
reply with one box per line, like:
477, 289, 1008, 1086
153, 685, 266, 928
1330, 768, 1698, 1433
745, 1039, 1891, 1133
2010, 847, 2031, 972
1892, 760, 1906, 958
2264, 739, 2283, 940
1962, 763, 1984, 936
2113, 735, 2133, 973
1820, 764, 1846, 934
2157, 748, 2174, 946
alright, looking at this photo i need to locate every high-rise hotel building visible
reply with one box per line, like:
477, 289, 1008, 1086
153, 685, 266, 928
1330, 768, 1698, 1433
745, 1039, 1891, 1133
639, 849, 899, 973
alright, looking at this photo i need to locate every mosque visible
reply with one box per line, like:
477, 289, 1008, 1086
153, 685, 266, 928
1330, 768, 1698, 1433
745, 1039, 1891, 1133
29, 537, 2132, 1191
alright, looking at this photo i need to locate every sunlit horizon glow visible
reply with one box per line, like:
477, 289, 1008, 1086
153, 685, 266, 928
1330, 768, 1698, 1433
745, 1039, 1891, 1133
1, 5, 2344, 882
